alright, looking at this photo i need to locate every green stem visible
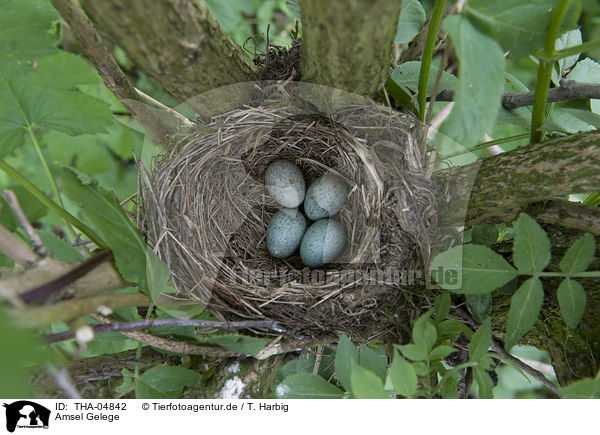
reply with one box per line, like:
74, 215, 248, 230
535, 271, 600, 278
0, 159, 105, 248
417, 0, 447, 121
440, 133, 530, 160
530, 0, 573, 144
27, 127, 77, 239
542, 39, 600, 61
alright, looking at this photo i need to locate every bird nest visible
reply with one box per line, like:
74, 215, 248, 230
141, 83, 439, 342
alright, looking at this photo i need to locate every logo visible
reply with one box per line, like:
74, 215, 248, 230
3, 401, 50, 433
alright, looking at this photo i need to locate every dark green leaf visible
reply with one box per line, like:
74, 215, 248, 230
395, 0, 427, 44
389, 350, 418, 397
559, 233, 596, 274
466, 293, 492, 323
135, 365, 201, 399
471, 224, 499, 246
194, 334, 270, 358
559, 376, 600, 398
350, 362, 390, 399
335, 334, 359, 392
513, 213, 552, 273
412, 312, 437, 352
473, 366, 494, 398
36, 229, 84, 263
439, 375, 459, 398
429, 345, 457, 361
391, 61, 457, 96
61, 167, 148, 289
441, 15, 505, 148
505, 277, 544, 349
276, 373, 345, 398
397, 343, 427, 362
430, 245, 518, 294
433, 291, 451, 323
0, 0, 60, 76
463, 0, 581, 59
468, 318, 492, 363
496, 276, 519, 295
557, 279, 587, 329
359, 345, 388, 383
437, 319, 474, 341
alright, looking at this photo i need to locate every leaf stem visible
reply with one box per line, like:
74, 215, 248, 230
535, 271, 600, 278
541, 39, 600, 61
530, 0, 573, 143
0, 159, 105, 248
417, 0, 447, 121
27, 127, 78, 240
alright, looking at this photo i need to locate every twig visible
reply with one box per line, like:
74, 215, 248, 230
454, 307, 562, 398
435, 80, 600, 110
3, 190, 46, 256
134, 88, 193, 127
0, 222, 38, 266
313, 344, 324, 375
45, 365, 82, 399
45, 318, 283, 344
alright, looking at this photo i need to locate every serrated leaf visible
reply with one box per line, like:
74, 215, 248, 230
557, 279, 587, 329
350, 362, 390, 399
560, 233, 596, 274
430, 245, 518, 294
469, 318, 492, 363
397, 343, 427, 362
429, 345, 457, 361
505, 277, 544, 350
36, 229, 84, 263
463, 0, 580, 59
391, 61, 457, 96
466, 293, 492, 323
61, 167, 148, 289
513, 213, 551, 273
335, 334, 358, 392
359, 345, 388, 383
276, 373, 345, 398
473, 366, 494, 398
135, 365, 201, 399
441, 15, 505, 149
395, 0, 426, 44
0, 0, 60, 76
389, 350, 417, 397
433, 291, 451, 322
413, 313, 437, 353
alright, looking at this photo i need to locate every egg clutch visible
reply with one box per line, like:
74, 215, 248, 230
264, 159, 348, 267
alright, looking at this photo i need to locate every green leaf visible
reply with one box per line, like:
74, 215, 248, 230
473, 366, 494, 398
505, 277, 544, 350
115, 368, 133, 394
335, 334, 359, 392
397, 343, 427, 362
513, 213, 551, 273
433, 291, 451, 323
395, 0, 426, 44
567, 58, 600, 113
441, 15, 505, 149
276, 373, 345, 399
429, 345, 457, 361
559, 233, 596, 274
468, 318, 492, 363
359, 345, 388, 383
349, 362, 391, 399
389, 350, 418, 397
430, 245, 518, 294
463, 0, 581, 59
412, 312, 437, 353
439, 374, 459, 399
145, 247, 171, 303
135, 365, 201, 399
61, 167, 148, 289
557, 279, 587, 329
438, 319, 474, 341
471, 224, 499, 246
391, 61, 457, 96
0, 0, 60, 76
36, 229, 84, 263
193, 334, 270, 358
466, 293, 492, 323
559, 376, 600, 398
556, 29, 582, 74
0, 52, 114, 155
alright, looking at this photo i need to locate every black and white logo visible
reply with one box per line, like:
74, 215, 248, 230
3, 401, 50, 433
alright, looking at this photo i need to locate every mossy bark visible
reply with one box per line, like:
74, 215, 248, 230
299, 0, 401, 97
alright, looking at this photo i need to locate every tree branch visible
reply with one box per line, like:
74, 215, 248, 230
299, 0, 401, 97
435, 80, 600, 110
80, 0, 257, 102
435, 131, 600, 226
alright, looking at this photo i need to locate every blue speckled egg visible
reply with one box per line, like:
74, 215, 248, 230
300, 219, 346, 267
264, 159, 306, 208
266, 208, 308, 259
303, 173, 348, 220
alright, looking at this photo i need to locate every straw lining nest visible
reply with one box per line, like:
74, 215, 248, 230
142, 87, 438, 341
